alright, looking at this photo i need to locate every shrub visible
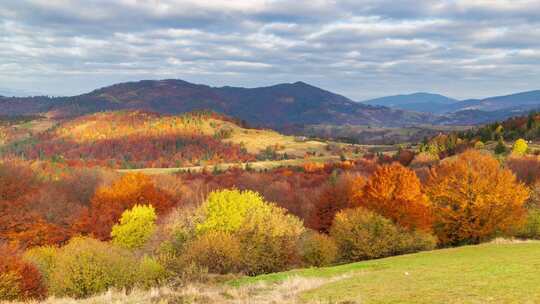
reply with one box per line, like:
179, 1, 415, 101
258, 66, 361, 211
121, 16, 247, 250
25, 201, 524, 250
0, 272, 20, 302
425, 150, 530, 245
361, 162, 433, 231
195, 189, 305, 275
195, 189, 267, 235
235, 200, 305, 275
23, 246, 58, 285
49, 237, 136, 298
330, 208, 401, 262
299, 231, 338, 267
180, 231, 242, 274
0, 245, 46, 301
512, 138, 528, 155
514, 208, 540, 239
111, 204, 157, 250
330, 208, 435, 263
136, 256, 168, 290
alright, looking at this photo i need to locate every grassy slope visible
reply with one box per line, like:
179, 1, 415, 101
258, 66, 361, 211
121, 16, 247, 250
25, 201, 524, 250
234, 242, 540, 303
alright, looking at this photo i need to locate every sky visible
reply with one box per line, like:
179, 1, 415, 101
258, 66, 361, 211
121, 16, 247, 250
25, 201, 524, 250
1, 0, 540, 100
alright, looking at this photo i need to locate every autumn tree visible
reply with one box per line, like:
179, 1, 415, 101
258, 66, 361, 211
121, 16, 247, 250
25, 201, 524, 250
425, 150, 530, 245
111, 204, 157, 250
309, 173, 365, 233
512, 138, 528, 155
75, 173, 174, 240
359, 162, 433, 231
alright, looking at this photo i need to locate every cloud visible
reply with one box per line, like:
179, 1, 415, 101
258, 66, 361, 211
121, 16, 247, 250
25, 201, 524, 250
0, 0, 539, 99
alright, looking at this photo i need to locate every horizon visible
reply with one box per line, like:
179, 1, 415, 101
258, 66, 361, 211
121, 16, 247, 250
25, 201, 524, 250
2, 1, 540, 100
2, 77, 540, 103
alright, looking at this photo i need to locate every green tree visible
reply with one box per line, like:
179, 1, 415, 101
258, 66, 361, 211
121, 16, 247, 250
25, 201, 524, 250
512, 138, 528, 155
111, 205, 157, 250
495, 137, 507, 155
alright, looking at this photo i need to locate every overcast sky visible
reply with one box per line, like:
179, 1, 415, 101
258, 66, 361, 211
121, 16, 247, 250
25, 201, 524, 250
1, 0, 540, 100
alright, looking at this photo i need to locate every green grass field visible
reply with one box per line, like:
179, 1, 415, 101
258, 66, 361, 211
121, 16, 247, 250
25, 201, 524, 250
234, 241, 540, 303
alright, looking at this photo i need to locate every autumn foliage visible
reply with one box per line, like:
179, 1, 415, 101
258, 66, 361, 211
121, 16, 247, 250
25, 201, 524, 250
425, 150, 530, 245
76, 173, 175, 240
0, 245, 46, 300
359, 162, 433, 232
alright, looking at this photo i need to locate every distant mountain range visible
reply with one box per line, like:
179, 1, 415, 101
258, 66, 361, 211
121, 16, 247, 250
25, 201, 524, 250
1, 79, 540, 128
0, 79, 432, 128
363, 93, 458, 114
362, 90, 540, 124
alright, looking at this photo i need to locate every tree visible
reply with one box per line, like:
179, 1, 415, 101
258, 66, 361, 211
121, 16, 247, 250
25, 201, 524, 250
309, 174, 365, 233
425, 150, 530, 245
75, 173, 174, 240
359, 162, 433, 231
494, 137, 507, 154
512, 138, 528, 155
111, 205, 157, 250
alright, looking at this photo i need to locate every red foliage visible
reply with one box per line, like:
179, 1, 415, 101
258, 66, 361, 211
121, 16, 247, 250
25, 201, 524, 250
0, 244, 46, 299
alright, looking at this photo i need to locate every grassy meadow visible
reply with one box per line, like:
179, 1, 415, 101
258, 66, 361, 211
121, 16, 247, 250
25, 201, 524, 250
21, 241, 540, 304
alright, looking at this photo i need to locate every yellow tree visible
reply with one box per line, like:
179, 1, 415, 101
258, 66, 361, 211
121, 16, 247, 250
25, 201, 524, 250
425, 150, 529, 245
360, 162, 433, 232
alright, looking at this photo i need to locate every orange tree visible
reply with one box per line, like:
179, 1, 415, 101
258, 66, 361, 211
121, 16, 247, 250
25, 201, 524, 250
359, 162, 433, 232
75, 173, 174, 240
425, 150, 529, 245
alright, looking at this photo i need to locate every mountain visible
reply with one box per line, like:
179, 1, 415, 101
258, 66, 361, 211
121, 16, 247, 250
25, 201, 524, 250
363, 92, 458, 113
0, 79, 435, 128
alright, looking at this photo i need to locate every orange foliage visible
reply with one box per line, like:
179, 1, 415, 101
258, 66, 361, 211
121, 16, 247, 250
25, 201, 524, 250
303, 162, 325, 173
359, 162, 433, 232
75, 173, 175, 240
0, 244, 46, 299
425, 150, 530, 245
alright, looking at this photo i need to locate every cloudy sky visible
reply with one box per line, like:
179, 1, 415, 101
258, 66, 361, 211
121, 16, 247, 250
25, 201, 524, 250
1, 0, 540, 100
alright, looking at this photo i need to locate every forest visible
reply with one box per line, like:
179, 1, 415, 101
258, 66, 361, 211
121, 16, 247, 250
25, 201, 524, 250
2, 117, 540, 301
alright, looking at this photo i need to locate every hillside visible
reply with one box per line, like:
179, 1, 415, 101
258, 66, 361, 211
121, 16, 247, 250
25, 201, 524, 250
363, 92, 458, 113
234, 242, 540, 304
0, 110, 341, 168
0, 80, 435, 128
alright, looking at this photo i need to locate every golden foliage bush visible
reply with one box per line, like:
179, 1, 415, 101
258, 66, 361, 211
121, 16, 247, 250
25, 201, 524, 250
425, 150, 530, 245
48, 237, 136, 298
180, 231, 242, 274
330, 208, 435, 263
299, 231, 338, 267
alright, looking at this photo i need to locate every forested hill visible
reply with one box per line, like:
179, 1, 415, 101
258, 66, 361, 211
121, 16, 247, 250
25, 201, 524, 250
0, 79, 434, 128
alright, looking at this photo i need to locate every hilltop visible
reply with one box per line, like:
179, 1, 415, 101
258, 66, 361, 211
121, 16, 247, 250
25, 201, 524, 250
0, 79, 434, 128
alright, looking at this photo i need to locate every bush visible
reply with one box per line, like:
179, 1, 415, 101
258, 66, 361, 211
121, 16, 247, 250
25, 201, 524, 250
111, 204, 157, 250
514, 208, 540, 239
49, 237, 136, 298
23, 246, 57, 285
180, 231, 242, 274
0, 245, 46, 301
195, 189, 267, 235
299, 231, 338, 267
0, 272, 21, 301
136, 256, 168, 290
330, 208, 435, 263
512, 138, 528, 155
195, 189, 305, 275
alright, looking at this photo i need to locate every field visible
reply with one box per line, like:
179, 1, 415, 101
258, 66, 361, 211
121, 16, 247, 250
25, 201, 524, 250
25, 241, 540, 304
238, 241, 540, 303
